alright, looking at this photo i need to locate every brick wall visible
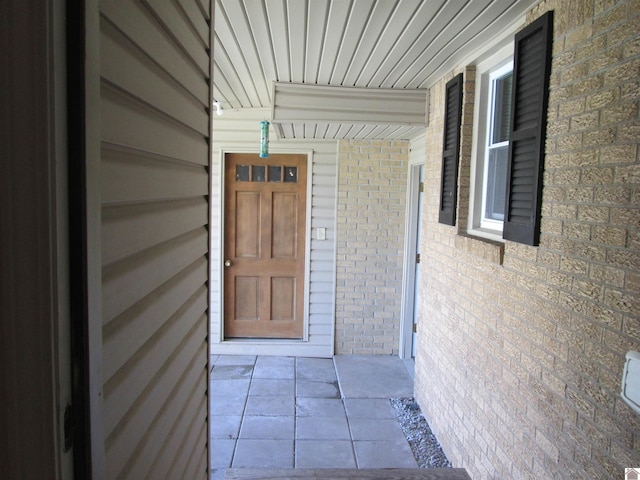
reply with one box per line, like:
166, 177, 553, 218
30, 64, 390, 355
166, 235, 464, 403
415, 1, 640, 478
335, 139, 409, 355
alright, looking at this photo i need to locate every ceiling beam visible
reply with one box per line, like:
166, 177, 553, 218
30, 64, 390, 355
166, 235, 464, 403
271, 82, 429, 126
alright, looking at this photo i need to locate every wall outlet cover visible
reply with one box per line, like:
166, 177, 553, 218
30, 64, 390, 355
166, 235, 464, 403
621, 351, 640, 415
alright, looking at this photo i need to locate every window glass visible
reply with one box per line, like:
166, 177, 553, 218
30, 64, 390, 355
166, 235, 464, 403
252, 165, 265, 182
236, 165, 250, 182
284, 166, 297, 183
484, 147, 508, 221
268, 165, 282, 182
470, 61, 513, 232
482, 68, 512, 225
491, 72, 512, 144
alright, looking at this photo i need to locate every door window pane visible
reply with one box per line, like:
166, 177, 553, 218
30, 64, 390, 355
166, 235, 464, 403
268, 166, 282, 182
236, 165, 250, 182
284, 166, 297, 183
252, 165, 265, 182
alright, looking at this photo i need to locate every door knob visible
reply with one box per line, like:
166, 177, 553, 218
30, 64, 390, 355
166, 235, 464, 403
224, 260, 232, 267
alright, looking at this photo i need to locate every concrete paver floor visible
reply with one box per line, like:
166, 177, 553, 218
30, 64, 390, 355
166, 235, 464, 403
210, 355, 416, 478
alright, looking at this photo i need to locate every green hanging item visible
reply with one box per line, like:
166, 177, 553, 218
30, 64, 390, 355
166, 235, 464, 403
259, 120, 270, 158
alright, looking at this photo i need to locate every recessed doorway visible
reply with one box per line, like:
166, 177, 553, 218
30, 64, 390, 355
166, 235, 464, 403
223, 153, 308, 339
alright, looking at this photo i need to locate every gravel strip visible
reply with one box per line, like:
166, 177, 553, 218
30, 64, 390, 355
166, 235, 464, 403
390, 397, 452, 468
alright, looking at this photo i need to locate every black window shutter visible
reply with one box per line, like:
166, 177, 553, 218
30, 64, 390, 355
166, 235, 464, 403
439, 73, 463, 226
503, 11, 553, 245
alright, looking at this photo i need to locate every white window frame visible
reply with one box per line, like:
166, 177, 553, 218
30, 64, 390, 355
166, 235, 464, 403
481, 62, 513, 230
468, 43, 514, 242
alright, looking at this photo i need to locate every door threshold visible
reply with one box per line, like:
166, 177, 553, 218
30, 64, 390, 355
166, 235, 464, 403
210, 339, 332, 358
222, 338, 304, 343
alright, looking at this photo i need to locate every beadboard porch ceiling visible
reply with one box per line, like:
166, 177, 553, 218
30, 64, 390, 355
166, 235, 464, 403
212, 0, 535, 140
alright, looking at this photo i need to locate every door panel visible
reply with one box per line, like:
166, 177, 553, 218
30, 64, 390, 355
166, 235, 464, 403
235, 192, 260, 258
272, 192, 298, 258
235, 276, 259, 320
271, 277, 296, 320
224, 153, 307, 339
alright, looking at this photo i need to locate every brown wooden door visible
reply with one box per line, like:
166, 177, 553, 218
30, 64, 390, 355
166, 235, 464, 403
224, 153, 307, 339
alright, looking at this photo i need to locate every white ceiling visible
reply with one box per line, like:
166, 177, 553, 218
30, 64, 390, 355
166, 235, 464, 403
212, 0, 535, 140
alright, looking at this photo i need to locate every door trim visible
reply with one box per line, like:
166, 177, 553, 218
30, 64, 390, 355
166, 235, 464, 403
400, 134, 426, 359
71, 0, 107, 475
213, 148, 313, 350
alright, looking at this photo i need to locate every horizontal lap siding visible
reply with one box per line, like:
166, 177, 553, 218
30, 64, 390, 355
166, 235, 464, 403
100, 0, 210, 478
210, 110, 337, 356
308, 150, 339, 347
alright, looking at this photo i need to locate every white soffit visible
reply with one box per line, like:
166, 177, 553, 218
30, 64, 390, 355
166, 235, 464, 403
271, 82, 428, 139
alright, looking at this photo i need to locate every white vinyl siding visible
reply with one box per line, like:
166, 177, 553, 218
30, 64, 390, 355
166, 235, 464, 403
99, 1, 210, 478
210, 108, 337, 357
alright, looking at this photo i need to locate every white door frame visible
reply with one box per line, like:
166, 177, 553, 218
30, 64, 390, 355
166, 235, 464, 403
399, 134, 426, 359
211, 148, 316, 356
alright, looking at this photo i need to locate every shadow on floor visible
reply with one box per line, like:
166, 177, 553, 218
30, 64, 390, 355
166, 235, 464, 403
210, 355, 416, 478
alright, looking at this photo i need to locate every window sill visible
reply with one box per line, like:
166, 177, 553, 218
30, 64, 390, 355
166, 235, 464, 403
456, 232, 505, 265
468, 227, 504, 243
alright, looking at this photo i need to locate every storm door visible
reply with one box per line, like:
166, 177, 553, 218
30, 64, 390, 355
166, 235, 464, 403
224, 153, 307, 339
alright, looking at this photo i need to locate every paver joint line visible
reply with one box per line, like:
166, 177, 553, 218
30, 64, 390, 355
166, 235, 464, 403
210, 355, 419, 472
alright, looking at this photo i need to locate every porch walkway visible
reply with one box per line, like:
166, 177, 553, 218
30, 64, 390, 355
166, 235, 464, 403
210, 355, 416, 479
